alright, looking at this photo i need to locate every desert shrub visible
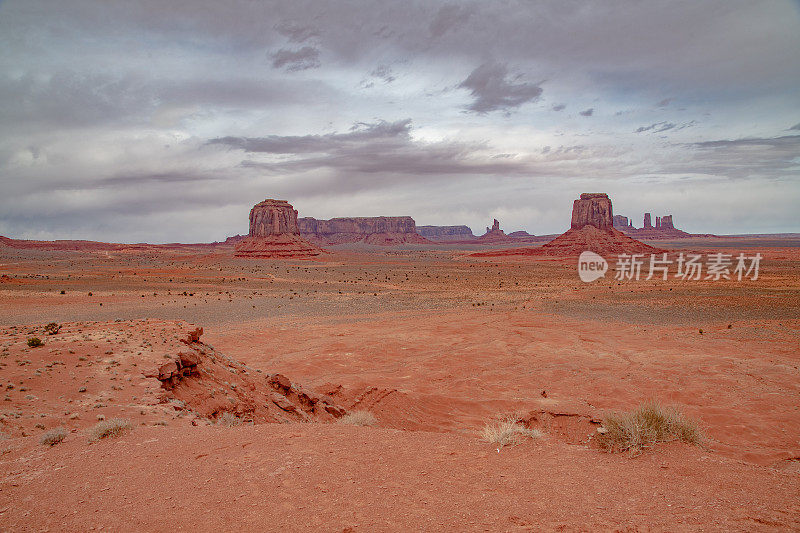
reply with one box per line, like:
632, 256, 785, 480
337, 410, 378, 427
216, 412, 242, 427
89, 418, 131, 442
481, 414, 542, 448
595, 401, 701, 454
44, 322, 61, 335
40, 427, 67, 446
27, 337, 43, 348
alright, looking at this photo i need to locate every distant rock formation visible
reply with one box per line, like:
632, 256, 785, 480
472, 193, 660, 257
235, 199, 324, 258
612, 215, 633, 231
613, 211, 691, 238
476, 219, 515, 243
509, 230, 535, 238
298, 216, 430, 245
416, 225, 475, 242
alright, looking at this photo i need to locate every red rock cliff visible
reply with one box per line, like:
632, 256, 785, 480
298, 216, 430, 245
571, 193, 613, 230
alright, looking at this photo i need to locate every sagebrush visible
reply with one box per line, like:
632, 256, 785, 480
595, 401, 701, 454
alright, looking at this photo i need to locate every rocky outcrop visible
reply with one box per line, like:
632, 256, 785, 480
235, 199, 324, 258
476, 219, 515, 243
571, 193, 613, 230
614, 212, 691, 238
416, 225, 476, 242
298, 216, 430, 245
612, 215, 634, 231
473, 193, 660, 257
145, 324, 346, 423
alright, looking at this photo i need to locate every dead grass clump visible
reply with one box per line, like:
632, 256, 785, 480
337, 410, 378, 427
216, 412, 242, 427
596, 401, 701, 454
481, 415, 542, 448
40, 427, 67, 446
89, 418, 131, 442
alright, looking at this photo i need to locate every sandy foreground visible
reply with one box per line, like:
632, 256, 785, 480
0, 239, 799, 531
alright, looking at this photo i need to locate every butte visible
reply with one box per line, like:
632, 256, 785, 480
234, 199, 324, 259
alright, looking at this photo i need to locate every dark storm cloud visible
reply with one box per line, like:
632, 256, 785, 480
211, 119, 528, 177
458, 63, 542, 114
271, 46, 321, 71
579, 108, 593, 116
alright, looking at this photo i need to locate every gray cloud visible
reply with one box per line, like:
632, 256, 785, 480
790, 123, 800, 130
210, 119, 530, 179
271, 46, 321, 71
275, 21, 319, 43
579, 108, 593, 116
552, 104, 566, 111
458, 63, 542, 114
635, 121, 675, 133
429, 3, 474, 39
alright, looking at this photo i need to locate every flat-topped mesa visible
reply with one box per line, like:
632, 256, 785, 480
571, 193, 613, 231
249, 199, 299, 237
235, 199, 324, 258
298, 216, 430, 245
416, 225, 475, 242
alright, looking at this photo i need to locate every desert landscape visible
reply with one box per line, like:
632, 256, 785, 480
1, 193, 799, 531
2, 1, 799, 531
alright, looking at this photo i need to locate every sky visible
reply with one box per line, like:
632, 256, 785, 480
1, 0, 799, 243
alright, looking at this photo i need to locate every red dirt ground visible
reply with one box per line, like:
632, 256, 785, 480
1, 237, 799, 530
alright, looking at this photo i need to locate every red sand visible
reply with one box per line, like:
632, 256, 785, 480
1, 238, 799, 530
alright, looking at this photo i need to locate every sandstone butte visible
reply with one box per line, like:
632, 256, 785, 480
234, 199, 325, 258
613, 212, 692, 238
298, 216, 430, 245
473, 193, 661, 257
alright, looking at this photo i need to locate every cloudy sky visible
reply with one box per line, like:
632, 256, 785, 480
1, 0, 799, 242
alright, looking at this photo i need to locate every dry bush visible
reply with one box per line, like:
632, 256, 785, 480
27, 337, 43, 348
44, 322, 61, 335
337, 410, 378, 427
89, 418, 131, 442
40, 427, 67, 446
216, 412, 242, 427
596, 401, 701, 454
481, 415, 542, 448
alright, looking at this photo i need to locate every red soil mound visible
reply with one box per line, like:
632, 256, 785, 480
234, 235, 324, 258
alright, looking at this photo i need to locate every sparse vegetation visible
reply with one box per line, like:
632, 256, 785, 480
89, 418, 131, 442
481, 414, 542, 448
338, 410, 378, 427
44, 322, 61, 335
595, 401, 701, 455
27, 337, 43, 348
216, 412, 242, 427
40, 427, 67, 446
